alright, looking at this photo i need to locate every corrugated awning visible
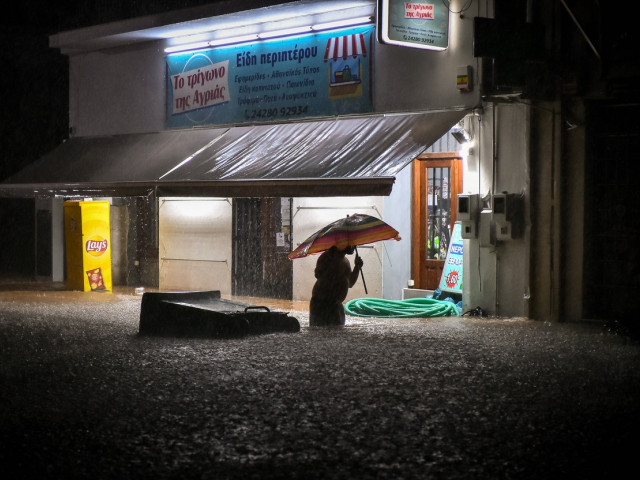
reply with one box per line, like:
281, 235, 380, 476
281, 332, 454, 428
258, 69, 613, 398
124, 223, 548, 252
1, 110, 466, 198
324, 33, 367, 61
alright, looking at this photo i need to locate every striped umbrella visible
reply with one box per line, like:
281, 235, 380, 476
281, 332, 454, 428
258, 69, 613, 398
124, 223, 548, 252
288, 214, 401, 260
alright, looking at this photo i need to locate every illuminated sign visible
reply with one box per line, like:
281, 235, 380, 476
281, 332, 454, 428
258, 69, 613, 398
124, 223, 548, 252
165, 25, 374, 128
377, 0, 449, 51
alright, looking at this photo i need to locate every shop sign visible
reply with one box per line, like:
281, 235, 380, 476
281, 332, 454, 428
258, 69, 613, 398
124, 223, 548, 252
165, 25, 374, 128
377, 0, 449, 51
439, 222, 463, 293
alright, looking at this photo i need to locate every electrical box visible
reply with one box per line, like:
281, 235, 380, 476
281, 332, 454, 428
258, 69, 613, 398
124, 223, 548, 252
492, 193, 524, 240
457, 194, 479, 221
461, 221, 477, 239
458, 194, 479, 239
457, 65, 472, 92
479, 210, 495, 247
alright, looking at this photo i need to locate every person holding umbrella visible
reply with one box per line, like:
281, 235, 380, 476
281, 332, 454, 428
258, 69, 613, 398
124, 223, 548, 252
288, 213, 401, 326
309, 246, 363, 326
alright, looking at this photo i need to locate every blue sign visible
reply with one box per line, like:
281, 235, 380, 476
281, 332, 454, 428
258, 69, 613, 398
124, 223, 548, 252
439, 222, 463, 293
165, 26, 374, 128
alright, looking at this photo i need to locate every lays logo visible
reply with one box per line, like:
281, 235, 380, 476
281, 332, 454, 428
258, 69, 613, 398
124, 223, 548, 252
85, 235, 109, 256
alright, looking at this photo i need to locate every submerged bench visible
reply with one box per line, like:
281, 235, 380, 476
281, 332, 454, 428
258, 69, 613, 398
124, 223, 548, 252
139, 290, 300, 338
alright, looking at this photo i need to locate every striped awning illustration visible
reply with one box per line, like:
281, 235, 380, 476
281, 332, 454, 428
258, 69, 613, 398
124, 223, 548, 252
324, 33, 367, 61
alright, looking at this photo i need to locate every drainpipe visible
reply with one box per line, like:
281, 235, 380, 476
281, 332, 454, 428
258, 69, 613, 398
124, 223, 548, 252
492, 103, 499, 314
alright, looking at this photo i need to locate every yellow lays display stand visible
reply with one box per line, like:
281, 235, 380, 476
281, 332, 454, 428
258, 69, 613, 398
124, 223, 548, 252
64, 201, 112, 292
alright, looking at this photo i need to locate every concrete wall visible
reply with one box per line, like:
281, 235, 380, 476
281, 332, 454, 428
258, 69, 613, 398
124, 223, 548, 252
69, 46, 167, 137
559, 99, 585, 321
374, 1, 481, 113
383, 166, 412, 299
529, 100, 563, 321
462, 103, 532, 318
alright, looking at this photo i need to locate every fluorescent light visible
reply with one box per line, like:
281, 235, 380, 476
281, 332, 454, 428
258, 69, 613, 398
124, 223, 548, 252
165, 15, 373, 53
208, 34, 259, 46
165, 41, 210, 53
312, 16, 372, 31
165, 34, 259, 53
258, 26, 312, 39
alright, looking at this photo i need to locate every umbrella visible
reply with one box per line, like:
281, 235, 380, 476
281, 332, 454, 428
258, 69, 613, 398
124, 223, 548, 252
288, 214, 401, 293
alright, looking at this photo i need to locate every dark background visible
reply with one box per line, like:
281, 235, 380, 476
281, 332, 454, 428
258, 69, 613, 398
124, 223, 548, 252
0, 1, 256, 277
1, 1, 223, 182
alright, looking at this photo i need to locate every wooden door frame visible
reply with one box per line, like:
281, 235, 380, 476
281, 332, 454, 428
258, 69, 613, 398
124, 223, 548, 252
411, 152, 463, 289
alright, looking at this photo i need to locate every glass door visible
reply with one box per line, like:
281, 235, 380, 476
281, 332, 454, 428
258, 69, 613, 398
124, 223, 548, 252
427, 166, 452, 262
412, 155, 462, 290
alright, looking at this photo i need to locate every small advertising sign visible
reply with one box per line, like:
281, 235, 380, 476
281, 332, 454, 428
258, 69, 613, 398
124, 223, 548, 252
438, 222, 463, 293
165, 25, 374, 128
377, 0, 449, 51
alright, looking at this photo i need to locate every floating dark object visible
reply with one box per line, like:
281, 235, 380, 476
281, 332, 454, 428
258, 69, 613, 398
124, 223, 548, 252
139, 290, 300, 337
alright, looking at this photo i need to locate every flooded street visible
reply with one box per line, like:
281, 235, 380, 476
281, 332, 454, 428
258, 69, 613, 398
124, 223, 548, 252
1, 285, 639, 479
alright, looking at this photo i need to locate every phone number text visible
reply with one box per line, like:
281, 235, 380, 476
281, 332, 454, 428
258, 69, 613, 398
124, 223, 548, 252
244, 105, 309, 120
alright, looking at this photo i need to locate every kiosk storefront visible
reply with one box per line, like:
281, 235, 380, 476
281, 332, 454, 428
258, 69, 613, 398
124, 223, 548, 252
0, 0, 479, 301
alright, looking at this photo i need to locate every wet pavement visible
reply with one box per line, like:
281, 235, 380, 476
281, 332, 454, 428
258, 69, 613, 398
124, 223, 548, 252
1, 284, 639, 479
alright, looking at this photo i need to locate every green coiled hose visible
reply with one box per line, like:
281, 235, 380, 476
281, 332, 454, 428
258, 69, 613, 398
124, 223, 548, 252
344, 297, 461, 318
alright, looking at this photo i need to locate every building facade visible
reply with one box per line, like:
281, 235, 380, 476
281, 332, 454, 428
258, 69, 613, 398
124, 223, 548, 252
3, 0, 638, 324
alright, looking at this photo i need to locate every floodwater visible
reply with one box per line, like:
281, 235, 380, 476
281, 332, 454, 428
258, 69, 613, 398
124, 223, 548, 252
1, 284, 639, 479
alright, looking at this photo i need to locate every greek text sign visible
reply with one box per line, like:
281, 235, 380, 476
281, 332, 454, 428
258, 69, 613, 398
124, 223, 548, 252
171, 60, 229, 114
439, 222, 463, 293
165, 26, 374, 128
377, 0, 449, 51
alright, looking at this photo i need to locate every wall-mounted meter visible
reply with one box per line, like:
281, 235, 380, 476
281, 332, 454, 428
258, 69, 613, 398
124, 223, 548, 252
492, 193, 524, 240
457, 193, 479, 238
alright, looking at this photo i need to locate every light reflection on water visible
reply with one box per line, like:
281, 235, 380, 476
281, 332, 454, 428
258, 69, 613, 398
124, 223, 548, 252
0, 285, 609, 342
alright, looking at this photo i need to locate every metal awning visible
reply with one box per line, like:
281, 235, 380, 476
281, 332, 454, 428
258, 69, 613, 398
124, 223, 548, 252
1, 110, 466, 198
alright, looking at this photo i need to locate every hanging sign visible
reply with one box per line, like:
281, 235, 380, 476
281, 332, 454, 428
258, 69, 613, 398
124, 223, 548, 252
377, 0, 449, 51
439, 221, 463, 293
165, 25, 374, 128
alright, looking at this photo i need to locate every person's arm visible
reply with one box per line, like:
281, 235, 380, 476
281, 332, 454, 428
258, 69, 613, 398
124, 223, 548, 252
348, 255, 363, 288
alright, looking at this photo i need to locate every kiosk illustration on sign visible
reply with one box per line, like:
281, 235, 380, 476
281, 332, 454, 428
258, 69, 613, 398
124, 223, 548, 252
64, 201, 113, 292
438, 222, 463, 293
324, 32, 368, 98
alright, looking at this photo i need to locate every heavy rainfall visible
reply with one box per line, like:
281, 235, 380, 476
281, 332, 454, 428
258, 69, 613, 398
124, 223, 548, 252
2, 1, 640, 479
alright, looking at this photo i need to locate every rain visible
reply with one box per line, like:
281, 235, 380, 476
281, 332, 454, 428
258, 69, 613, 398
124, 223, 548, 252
2, 1, 640, 478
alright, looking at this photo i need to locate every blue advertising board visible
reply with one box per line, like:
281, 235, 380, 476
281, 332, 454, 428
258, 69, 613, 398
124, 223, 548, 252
165, 25, 374, 128
438, 222, 463, 293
